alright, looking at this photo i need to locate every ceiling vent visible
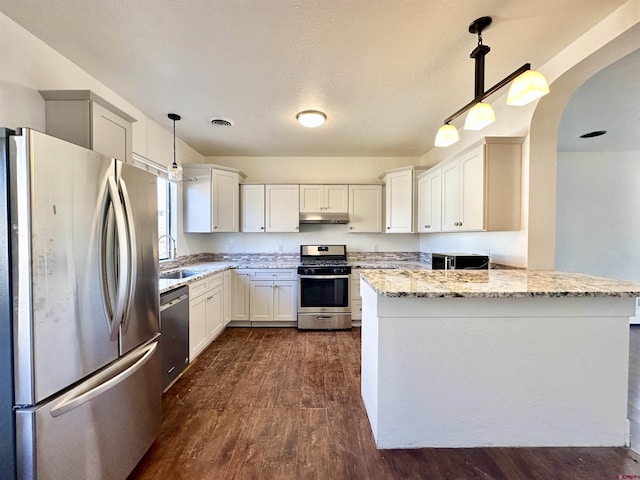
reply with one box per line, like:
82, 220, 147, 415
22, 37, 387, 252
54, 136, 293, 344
209, 117, 234, 127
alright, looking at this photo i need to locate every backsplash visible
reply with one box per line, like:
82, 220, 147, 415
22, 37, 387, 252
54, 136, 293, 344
160, 251, 429, 271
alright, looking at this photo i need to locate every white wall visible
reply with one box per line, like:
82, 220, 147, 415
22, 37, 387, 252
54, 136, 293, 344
556, 151, 640, 281
195, 228, 419, 255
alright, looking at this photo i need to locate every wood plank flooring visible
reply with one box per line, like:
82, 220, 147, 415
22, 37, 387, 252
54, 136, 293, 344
129, 327, 640, 480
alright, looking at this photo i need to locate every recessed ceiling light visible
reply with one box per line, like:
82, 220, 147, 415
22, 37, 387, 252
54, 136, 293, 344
209, 116, 234, 127
296, 110, 326, 128
579, 130, 607, 138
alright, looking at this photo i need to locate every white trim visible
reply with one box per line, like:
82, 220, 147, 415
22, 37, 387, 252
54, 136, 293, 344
131, 152, 168, 178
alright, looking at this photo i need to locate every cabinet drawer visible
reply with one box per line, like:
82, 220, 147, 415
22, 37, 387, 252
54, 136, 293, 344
247, 269, 297, 280
206, 272, 223, 289
189, 278, 208, 298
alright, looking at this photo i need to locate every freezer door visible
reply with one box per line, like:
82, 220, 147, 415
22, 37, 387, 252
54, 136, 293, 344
11, 129, 119, 405
15, 340, 161, 480
117, 163, 159, 355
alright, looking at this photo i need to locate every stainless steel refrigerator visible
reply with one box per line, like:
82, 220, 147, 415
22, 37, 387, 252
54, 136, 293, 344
0, 127, 161, 480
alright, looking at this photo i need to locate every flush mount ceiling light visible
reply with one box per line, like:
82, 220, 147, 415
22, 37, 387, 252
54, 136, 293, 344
434, 16, 550, 147
296, 110, 326, 128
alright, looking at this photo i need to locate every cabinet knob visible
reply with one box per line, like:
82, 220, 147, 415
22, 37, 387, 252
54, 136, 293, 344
425, 225, 430, 228
387, 226, 390, 230
214, 226, 218, 230
260, 226, 264, 230
349, 226, 353, 230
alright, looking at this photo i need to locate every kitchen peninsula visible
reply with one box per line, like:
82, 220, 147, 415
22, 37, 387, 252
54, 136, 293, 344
359, 269, 640, 449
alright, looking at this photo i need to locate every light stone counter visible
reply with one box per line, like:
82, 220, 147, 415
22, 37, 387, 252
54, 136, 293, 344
359, 270, 640, 450
360, 269, 640, 298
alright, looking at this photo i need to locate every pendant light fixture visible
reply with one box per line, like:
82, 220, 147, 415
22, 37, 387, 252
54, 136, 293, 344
434, 16, 550, 147
167, 113, 182, 182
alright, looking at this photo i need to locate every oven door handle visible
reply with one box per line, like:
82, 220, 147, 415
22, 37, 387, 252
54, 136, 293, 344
299, 275, 350, 280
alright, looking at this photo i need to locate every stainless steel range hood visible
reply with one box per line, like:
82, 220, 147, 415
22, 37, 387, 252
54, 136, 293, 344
299, 212, 350, 224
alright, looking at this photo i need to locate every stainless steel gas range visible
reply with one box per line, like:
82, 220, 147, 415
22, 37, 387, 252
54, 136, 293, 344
297, 245, 351, 330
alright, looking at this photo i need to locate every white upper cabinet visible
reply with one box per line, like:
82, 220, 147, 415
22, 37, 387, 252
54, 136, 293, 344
265, 184, 300, 232
41, 90, 135, 163
348, 185, 383, 233
441, 137, 523, 232
299, 184, 348, 213
183, 165, 246, 233
417, 167, 442, 233
380, 166, 427, 233
241, 184, 266, 232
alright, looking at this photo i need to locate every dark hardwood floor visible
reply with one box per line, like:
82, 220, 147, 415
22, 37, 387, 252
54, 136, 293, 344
129, 327, 640, 479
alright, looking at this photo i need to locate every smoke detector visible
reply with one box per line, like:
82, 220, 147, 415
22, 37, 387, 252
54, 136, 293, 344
209, 116, 235, 127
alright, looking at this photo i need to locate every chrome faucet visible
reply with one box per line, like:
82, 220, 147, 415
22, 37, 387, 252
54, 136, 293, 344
159, 234, 177, 259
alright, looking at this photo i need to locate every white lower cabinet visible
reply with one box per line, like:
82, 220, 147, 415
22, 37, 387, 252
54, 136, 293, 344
350, 270, 367, 323
246, 269, 297, 326
231, 271, 251, 322
188, 272, 226, 362
223, 270, 232, 326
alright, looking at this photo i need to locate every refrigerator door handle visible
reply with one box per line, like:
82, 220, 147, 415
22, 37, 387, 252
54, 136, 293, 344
50, 341, 158, 418
104, 175, 130, 339
118, 177, 137, 334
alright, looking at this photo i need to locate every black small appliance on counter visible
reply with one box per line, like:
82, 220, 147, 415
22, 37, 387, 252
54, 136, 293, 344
432, 253, 490, 270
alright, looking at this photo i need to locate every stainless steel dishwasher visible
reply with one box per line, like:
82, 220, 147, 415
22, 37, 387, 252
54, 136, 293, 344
160, 286, 189, 391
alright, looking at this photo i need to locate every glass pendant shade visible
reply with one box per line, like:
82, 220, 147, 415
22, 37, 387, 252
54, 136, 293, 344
434, 124, 460, 147
506, 69, 550, 106
463, 102, 495, 130
168, 162, 182, 182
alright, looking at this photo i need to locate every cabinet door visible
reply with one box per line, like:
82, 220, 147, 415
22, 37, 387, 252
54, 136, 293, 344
212, 169, 239, 232
418, 169, 442, 233
188, 293, 208, 361
241, 184, 265, 232
265, 185, 299, 232
348, 185, 382, 233
206, 286, 224, 340
324, 185, 348, 213
232, 272, 251, 320
91, 101, 132, 163
183, 166, 214, 232
459, 148, 485, 231
385, 170, 413, 233
441, 161, 461, 232
299, 185, 323, 212
273, 281, 297, 321
223, 271, 232, 325
250, 282, 273, 321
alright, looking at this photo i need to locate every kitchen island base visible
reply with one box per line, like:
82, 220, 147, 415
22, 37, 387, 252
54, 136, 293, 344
361, 282, 634, 449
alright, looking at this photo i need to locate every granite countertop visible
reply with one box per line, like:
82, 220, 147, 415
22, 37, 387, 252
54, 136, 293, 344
159, 260, 301, 294
359, 269, 640, 298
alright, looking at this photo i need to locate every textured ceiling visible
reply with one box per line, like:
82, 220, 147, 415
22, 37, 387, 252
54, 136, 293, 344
0, 0, 631, 157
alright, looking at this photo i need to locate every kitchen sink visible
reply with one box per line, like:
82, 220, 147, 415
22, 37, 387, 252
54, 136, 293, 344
159, 269, 201, 280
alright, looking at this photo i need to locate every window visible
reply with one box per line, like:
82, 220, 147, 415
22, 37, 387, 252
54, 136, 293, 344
157, 177, 176, 261
131, 153, 177, 262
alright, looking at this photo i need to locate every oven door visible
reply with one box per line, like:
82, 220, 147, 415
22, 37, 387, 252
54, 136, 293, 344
298, 275, 350, 313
